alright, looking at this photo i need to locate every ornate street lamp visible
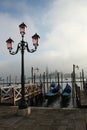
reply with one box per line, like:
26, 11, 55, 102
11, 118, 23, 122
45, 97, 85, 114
6, 23, 40, 109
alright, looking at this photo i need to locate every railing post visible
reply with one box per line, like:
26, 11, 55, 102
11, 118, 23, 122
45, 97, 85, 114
12, 87, 15, 105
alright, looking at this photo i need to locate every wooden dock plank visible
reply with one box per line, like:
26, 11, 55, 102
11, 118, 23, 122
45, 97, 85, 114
0, 106, 87, 130
80, 90, 87, 107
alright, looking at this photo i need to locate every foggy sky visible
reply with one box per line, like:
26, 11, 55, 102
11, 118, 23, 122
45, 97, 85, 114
0, 0, 87, 79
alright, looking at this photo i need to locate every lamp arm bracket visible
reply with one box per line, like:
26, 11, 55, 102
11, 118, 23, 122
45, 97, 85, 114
25, 42, 37, 53
9, 43, 20, 55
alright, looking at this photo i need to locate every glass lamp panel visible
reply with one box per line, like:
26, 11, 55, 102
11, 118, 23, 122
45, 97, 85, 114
6, 38, 13, 49
20, 27, 25, 34
7, 42, 12, 49
32, 38, 38, 46
19, 23, 27, 34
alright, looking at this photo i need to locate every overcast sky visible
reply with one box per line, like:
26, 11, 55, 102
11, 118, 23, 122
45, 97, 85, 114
0, 0, 87, 78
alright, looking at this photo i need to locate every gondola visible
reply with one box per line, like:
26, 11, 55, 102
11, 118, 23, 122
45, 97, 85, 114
61, 84, 71, 100
45, 85, 62, 99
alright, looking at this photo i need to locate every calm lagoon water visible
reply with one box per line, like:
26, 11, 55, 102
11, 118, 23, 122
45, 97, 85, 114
0, 77, 83, 108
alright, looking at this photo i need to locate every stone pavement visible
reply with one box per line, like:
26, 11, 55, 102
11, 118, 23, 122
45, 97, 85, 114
0, 106, 87, 130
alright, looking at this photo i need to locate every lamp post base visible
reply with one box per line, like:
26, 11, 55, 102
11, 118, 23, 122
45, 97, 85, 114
19, 99, 28, 109
17, 107, 31, 116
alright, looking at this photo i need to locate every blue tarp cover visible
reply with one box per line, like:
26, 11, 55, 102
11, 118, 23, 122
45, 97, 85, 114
45, 92, 57, 97
50, 81, 56, 88
62, 92, 69, 96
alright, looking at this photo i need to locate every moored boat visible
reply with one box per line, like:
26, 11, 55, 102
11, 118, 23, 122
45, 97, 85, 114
50, 81, 56, 88
45, 85, 62, 99
45, 91, 58, 99
61, 84, 71, 100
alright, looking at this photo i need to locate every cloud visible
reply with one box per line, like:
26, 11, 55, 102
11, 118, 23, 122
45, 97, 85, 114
1, 0, 87, 79
39, 0, 87, 74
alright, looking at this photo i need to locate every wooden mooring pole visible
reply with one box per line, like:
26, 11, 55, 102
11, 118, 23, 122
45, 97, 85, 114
80, 72, 82, 90
7, 76, 8, 86
61, 73, 63, 88
46, 67, 49, 92
72, 64, 76, 104
57, 72, 60, 86
31, 67, 34, 83
46, 71, 48, 93
34, 73, 35, 84
39, 74, 42, 82
9, 75, 11, 86
43, 72, 45, 95
15, 76, 17, 84
82, 69, 84, 89
3, 79, 4, 87
49, 74, 51, 91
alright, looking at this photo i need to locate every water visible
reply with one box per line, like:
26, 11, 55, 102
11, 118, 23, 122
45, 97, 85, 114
42, 79, 81, 108
0, 77, 84, 108
29, 84, 78, 109
30, 94, 77, 108
45, 94, 77, 108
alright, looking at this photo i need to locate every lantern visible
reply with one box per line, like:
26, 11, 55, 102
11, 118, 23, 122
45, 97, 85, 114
32, 33, 40, 46
6, 38, 14, 49
19, 22, 27, 34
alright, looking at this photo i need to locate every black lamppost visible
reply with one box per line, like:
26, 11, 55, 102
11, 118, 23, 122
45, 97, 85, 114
6, 23, 40, 109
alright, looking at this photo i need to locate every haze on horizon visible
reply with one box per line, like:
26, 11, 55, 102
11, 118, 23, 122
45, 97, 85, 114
0, 0, 87, 79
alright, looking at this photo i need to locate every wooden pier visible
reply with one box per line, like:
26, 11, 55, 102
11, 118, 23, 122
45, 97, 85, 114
0, 83, 43, 106
76, 84, 87, 108
0, 106, 87, 130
